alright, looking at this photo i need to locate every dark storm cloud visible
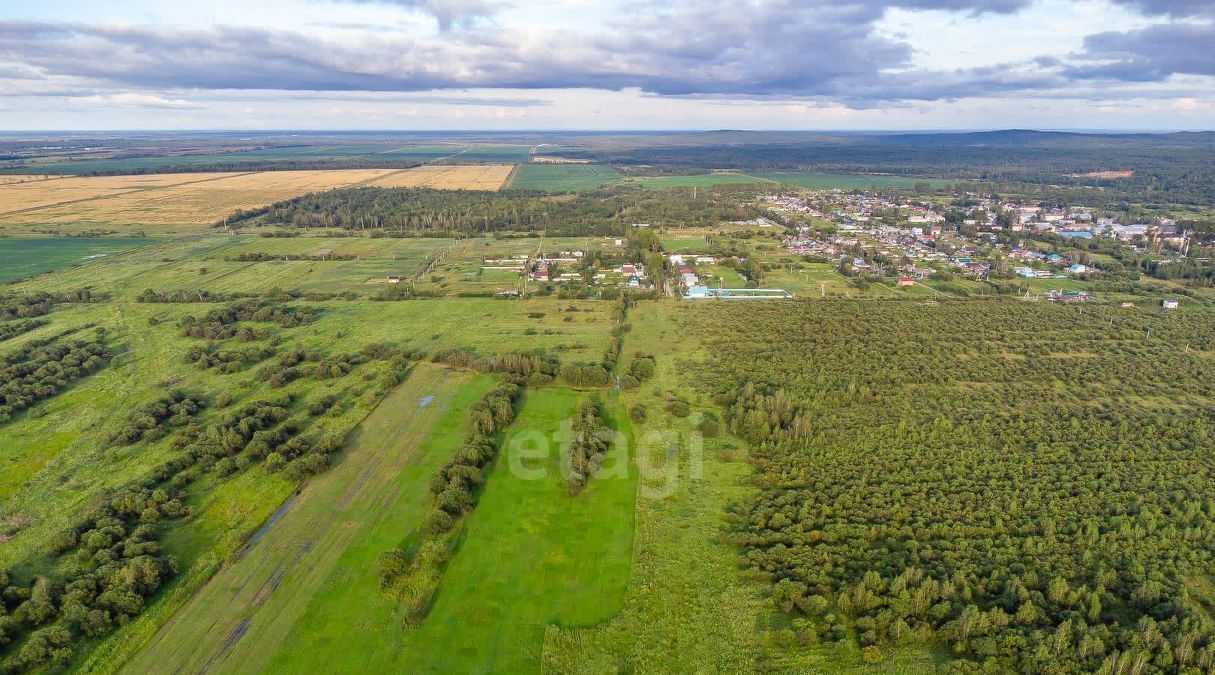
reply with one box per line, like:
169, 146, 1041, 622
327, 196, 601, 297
1068, 22, 1215, 81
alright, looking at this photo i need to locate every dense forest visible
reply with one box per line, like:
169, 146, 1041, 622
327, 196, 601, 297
694, 299, 1215, 673
567, 130, 1215, 206
224, 185, 765, 236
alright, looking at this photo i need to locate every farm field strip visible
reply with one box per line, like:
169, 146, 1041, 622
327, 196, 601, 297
507, 163, 621, 191
364, 164, 516, 190
120, 364, 479, 675
0, 172, 251, 215
0, 170, 398, 225
394, 387, 637, 673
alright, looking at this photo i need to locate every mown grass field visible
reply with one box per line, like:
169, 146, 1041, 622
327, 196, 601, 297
508, 164, 621, 192
0, 237, 158, 283
396, 386, 636, 673
119, 365, 492, 674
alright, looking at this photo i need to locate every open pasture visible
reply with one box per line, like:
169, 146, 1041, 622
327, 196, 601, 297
365, 164, 515, 190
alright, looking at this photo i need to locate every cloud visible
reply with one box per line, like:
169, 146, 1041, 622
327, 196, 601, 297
73, 93, 202, 109
0, 0, 1209, 111
0, 1, 1032, 98
1068, 22, 1215, 81
337, 0, 505, 30
1108, 0, 1215, 16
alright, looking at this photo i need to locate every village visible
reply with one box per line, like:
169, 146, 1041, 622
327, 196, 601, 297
765, 187, 1211, 303
443, 184, 1211, 308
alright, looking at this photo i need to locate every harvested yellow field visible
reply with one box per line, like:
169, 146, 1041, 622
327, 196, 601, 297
0, 175, 57, 186
366, 164, 515, 190
0, 173, 244, 214
0, 170, 395, 225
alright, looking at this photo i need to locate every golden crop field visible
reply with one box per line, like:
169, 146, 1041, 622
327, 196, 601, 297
0, 166, 518, 227
0, 173, 244, 214
366, 164, 515, 190
0, 170, 393, 225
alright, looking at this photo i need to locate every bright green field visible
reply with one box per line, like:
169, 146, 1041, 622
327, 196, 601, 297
752, 172, 951, 190
508, 164, 621, 191
632, 173, 769, 190
0, 237, 158, 283
396, 386, 637, 673
660, 237, 707, 251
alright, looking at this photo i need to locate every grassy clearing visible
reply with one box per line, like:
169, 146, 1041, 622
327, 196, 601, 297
659, 237, 707, 252
0, 237, 159, 283
396, 386, 636, 674
117, 364, 487, 674
508, 164, 621, 192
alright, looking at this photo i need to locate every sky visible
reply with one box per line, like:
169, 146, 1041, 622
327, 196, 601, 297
0, 0, 1212, 131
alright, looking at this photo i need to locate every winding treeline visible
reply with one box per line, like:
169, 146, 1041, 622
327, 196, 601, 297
694, 298, 1215, 672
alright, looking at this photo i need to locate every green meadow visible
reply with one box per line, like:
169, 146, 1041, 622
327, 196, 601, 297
395, 387, 637, 673
0, 237, 158, 283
